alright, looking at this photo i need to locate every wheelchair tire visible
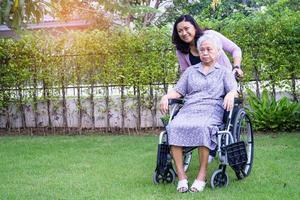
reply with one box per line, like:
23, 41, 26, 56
152, 168, 176, 184
210, 169, 229, 189
232, 108, 254, 179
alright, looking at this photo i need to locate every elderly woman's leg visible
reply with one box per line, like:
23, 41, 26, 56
190, 146, 209, 192
197, 146, 209, 181
171, 146, 187, 179
171, 145, 188, 192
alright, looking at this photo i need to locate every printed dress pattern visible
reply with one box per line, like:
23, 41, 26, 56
167, 63, 237, 149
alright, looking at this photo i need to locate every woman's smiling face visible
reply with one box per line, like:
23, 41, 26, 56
176, 21, 196, 44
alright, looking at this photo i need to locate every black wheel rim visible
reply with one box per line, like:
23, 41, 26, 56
213, 172, 227, 187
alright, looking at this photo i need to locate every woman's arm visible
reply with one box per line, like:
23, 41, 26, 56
208, 30, 242, 62
160, 67, 190, 114
223, 69, 238, 111
160, 90, 183, 114
223, 90, 237, 111
176, 50, 190, 74
208, 30, 244, 76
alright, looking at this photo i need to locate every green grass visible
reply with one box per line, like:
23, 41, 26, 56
0, 133, 299, 200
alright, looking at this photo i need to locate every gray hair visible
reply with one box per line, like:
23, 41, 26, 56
197, 34, 222, 51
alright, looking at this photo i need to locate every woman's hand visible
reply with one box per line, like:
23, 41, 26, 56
233, 68, 244, 78
223, 91, 236, 111
160, 95, 169, 115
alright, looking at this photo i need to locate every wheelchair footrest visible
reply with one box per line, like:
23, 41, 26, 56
224, 141, 248, 172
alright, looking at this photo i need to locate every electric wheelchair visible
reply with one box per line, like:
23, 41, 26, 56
152, 92, 254, 188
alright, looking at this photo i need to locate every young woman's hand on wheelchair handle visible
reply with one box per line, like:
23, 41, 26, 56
223, 90, 237, 111
233, 68, 244, 78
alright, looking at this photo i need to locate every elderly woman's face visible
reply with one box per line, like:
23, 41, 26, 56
198, 40, 219, 65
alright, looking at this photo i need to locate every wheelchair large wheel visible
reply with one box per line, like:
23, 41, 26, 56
210, 169, 229, 189
152, 168, 176, 184
232, 108, 254, 179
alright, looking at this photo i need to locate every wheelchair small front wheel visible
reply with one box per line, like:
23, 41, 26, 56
210, 169, 229, 189
152, 168, 176, 184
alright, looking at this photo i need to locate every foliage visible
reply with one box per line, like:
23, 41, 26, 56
50, 0, 111, 30
218, 1, 300, 100
156, 0, 281, 26
97, 0, 162, 27
0, 0, 299, 131
246, 89, 300, 131
160, 114, 170, 127
0, 27, 177, 107
0, 0, 51, 29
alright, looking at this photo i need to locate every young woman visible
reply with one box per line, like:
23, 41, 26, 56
172, 14, 243, 76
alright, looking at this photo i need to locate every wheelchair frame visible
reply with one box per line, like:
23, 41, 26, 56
153, 97, 254, 189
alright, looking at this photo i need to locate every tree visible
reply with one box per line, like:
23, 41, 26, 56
97, 0, 163, 28
0, 0, 51, 29
155, 0, 283, 26
50, 0, 111, 29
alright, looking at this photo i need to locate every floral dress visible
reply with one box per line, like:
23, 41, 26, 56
167, 63, 237, 149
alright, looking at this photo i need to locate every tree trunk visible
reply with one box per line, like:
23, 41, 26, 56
149, 84, 157, 130
77, 84, 82, 134
143, 0, 161, 27
136, 85, 141, 131
33, 70, 38, 128
120, 85, 125, 133
291, 71, 298, 102
105, 85, 110, 133
18, 86, 26, 129
90, 83, 95, 130
5, 107, 11, 133
43, 80, 52, 131
61, 81, 68, 134
253, 66, 261, 99
269, 75, 276, 99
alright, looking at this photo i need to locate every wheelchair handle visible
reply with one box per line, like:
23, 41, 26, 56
168, 98, 184, 105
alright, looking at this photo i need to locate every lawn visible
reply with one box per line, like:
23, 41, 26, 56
0, 133, 299, 200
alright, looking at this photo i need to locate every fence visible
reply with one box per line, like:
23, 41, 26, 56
1, 78, 299, 135
0, 84, 170, 134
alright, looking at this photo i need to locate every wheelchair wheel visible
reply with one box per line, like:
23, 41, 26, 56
152, 168, 176, 184
183, 152, 192, 172
210, 169, 229, 189
232, 108, 254, 179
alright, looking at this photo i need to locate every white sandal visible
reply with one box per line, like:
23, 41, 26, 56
177, 179, 188, 193
190, 180, 206, 193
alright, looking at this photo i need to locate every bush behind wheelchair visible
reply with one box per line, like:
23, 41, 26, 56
152, 94, 254, 189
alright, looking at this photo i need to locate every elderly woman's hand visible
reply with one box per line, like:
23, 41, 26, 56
160, 95, 169, 115
223, 91, 236, 111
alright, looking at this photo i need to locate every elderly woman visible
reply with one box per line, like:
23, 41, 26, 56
160, 34, 237, 193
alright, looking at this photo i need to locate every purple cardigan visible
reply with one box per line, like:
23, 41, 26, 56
176, 30, 242, 73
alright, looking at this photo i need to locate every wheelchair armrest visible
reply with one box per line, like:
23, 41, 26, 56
168, 98, 184, 105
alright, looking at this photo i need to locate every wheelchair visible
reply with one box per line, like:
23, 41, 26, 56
152, 94, 254, 189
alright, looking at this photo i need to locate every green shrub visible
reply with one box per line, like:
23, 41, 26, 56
245, 89, 300, 132
160, 114, 170, 128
